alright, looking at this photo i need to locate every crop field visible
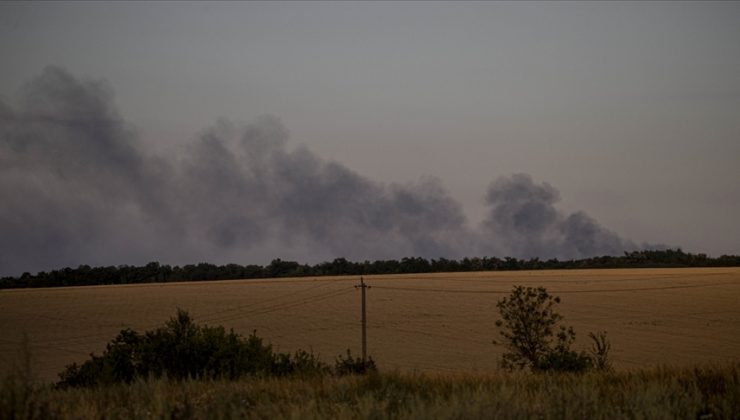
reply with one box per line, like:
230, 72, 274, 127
1, 267, 739, 383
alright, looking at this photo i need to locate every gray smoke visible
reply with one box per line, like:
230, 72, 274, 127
176, 116, 471, 262
0, 66, 174, 275
0, 67, 640, 276
481, 173, 636, 259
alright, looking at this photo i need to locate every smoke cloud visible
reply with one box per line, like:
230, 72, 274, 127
0, 67, 640, 276
481, 174, 635, 259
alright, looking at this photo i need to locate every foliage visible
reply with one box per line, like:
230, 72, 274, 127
494, 286, 610, 373
494, 286, 564, 370
589, 331, 612, 371
538, 347, 593, 373
334, 349, 377, 376
57, 309, 332, 387
272, 349, 331, 377
3, 249, 739, 289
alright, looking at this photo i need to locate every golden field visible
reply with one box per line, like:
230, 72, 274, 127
1, 267, 739, 383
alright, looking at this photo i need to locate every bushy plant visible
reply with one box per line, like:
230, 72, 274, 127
273, 349, 331, 377
57, 309, 330, 387
538, 347, 592, 373
334, 349, 377, 376
589, 331, 612, 371
494, 286, 610, 373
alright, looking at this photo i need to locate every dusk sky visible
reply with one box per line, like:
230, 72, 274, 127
1, 2, 739, 276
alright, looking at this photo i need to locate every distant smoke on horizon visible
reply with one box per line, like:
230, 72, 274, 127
0, 66, 642, 276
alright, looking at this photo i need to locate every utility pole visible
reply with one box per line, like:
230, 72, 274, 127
355, 276, 370, 362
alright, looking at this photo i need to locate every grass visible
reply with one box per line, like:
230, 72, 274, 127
2, 364, 739, 419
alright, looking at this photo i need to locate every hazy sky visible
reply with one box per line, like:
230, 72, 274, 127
1, 2, 739, 275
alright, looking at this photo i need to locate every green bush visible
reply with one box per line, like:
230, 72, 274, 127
494, 286, 611, 373
334, 349, 377, 376
57, 309, 331, 387
538, 348, 592, 373
589, 331, 612, 371
273, 349, 331, 377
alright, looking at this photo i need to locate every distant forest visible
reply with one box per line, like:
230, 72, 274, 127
2, 249, 739, 289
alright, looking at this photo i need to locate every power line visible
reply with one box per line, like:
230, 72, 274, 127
557, 281, 739, 294
199, 280, 335, 323
29, 283, 349, 347
372, 280, 738, 295
406, 270, 734, 285
373, 325, 492, 346
204, 287, 355, 324
18, 278, 739, 349
8, 287, 357, 354
373, 285, 509, 294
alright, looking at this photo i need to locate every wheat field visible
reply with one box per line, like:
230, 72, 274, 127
1, 267, 739, 382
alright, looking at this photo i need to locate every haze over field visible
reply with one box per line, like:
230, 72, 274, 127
1, 2, 739, 276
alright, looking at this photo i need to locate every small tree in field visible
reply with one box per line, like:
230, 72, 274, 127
494, 286, 594, 372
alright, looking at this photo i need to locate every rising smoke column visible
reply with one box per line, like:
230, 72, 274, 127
481, 173, 636, 259
0, 66, 639, 276
177, 115, 473, 262
0, 66, 175, 274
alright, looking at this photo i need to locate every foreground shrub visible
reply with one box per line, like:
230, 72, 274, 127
589, 330, 612, 371
57, 309, 332, 387
334, 349, 377, 376
538, 347, 592, 373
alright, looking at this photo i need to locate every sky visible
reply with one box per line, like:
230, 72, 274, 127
1, 2, 739, 276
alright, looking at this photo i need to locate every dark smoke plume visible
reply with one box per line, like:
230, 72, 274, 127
0, 67, 640, 276
480, 174, 635, 259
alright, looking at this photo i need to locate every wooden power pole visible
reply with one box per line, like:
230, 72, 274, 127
355, 277, 370, 362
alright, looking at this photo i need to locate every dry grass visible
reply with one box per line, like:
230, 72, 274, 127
1, 267, 739, 383
3, 365, 739, 419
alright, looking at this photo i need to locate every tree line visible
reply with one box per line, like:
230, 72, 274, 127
2, 248, 739, 289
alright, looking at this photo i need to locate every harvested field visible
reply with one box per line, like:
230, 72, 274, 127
1, 267, 739, 382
